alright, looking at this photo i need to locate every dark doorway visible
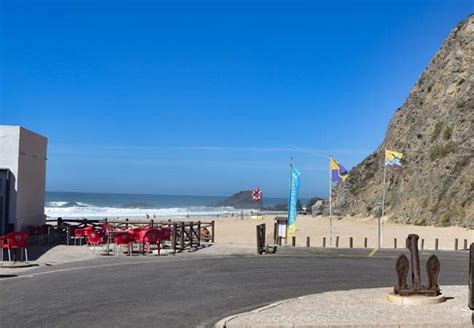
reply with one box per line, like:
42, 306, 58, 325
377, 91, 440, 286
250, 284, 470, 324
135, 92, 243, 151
0, 169, 11, 235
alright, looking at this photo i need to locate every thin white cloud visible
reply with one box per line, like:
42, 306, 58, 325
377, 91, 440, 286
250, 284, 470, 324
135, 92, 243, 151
48, 143, 367, 157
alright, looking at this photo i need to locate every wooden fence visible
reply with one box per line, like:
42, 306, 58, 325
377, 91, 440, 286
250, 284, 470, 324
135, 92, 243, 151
45, 218, 215, 252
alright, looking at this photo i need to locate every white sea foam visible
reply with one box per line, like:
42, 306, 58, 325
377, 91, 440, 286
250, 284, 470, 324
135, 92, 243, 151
46, 201, 69, 207
46, 201, 91, 207
45, 204, 253, 218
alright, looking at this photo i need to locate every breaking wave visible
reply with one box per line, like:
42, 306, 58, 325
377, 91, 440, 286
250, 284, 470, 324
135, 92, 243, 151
45, 204, 252, 218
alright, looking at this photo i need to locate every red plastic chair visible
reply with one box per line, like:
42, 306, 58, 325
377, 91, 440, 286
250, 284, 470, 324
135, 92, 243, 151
131, 228, 145, 245
142, 229, 161, 255
100, 224, 115, 232
73, 228, 85, 245
160, 228, 172, 241
87, 230, 106, 254
113, 232, 133, 255
130, 228, 150, 254
2, 231, 29, 262
159, 228, 172, 250
83, 226, 94, 237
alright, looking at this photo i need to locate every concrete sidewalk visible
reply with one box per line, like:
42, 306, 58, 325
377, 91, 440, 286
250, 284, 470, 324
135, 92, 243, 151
215, 285, 472, 327
0, 243, 257, 275
0, 245, 97, 274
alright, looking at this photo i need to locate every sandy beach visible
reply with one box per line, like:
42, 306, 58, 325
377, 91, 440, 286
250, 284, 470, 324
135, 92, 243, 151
214, 214, 473, 250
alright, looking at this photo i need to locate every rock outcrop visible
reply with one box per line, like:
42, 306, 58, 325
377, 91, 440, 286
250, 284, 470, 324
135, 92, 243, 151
333, 15, 473, 227
216, 191, 258, 209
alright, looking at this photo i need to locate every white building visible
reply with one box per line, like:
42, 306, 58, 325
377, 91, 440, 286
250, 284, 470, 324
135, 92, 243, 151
0, 126, 47, 233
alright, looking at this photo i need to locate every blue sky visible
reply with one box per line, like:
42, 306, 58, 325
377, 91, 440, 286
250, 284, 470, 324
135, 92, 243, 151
1, 0, 472, 197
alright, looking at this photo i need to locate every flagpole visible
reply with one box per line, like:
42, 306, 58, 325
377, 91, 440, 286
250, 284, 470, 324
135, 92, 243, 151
380, 150, 387, 249
329, 155, 333, 247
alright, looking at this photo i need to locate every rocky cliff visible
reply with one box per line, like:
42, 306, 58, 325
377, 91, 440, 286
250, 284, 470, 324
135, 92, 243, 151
216, 191, 258, 209
333, 15, 473, 227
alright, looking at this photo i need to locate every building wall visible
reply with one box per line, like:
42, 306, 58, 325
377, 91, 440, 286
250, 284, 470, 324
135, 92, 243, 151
0, 126, 20, 225
0, 126, 47, 231
17, 128, 48, 230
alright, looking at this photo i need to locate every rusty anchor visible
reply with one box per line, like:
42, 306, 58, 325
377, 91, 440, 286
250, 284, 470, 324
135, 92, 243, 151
394, 234, 440, 297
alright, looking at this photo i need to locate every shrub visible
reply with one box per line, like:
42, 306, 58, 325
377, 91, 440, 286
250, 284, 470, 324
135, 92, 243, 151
430, 142, 454, 161
366, 205, 373, 214
414, 218, 428, 226
443, 126, 452, 141
439, 216, 451, 227
430, 122, 443, 142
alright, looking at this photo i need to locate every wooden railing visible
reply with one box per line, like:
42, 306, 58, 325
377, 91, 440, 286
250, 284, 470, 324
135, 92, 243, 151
45, 218, 215, 252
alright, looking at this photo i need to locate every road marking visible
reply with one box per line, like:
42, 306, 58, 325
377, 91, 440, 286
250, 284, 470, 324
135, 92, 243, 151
368, 248, 378, 257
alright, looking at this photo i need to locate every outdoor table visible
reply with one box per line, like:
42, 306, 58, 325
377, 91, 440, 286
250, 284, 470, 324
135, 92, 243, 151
104, 230, 127, 255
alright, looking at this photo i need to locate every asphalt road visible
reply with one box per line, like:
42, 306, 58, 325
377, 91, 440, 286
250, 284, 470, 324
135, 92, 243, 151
0, 248, 470, 328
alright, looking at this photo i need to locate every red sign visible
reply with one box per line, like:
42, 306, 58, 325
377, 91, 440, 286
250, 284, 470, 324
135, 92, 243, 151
252, 187, 263, 202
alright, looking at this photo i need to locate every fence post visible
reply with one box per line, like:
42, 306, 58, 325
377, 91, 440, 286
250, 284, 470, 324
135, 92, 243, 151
394, 238, 397, 249
364, 237, 368, 248
256, 224, 266, 255
151, 219, 154, 228
292, 236, 296, 247
172, 223, 177, 251
180, 222, 185, 250
273, 221, 278, 244
469, 243, 473, 310
197, 221, 201, 247
189, 221, 194, 249
435, 238, 439, 250
256, 225, 261, 254
323, 237, 326, 248
211, 220, 215, 243
306, 236, 310, 247
336, 236, 339, 248
349, 237, 353, 248
455, 238, 458, 251
57, 217, 63, 244
421, 238, 424, 250
464, 239, 468, 250
66, 226, 71, 246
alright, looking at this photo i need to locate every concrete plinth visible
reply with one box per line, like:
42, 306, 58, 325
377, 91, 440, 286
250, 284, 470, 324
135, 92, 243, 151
386, 292, 445, 305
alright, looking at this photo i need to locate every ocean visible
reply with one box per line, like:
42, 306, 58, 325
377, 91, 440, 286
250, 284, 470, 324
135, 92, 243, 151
45, 191, 289, 219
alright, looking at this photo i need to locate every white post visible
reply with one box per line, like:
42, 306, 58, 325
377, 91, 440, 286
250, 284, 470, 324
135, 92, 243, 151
329, 156, 333, 247
380, 152, 387, 249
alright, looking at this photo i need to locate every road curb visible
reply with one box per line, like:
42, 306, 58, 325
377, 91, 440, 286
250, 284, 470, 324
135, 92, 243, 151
214, 296, 307, 328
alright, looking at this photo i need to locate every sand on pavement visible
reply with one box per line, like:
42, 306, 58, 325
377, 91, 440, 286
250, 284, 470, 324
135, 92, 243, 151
214, 215, 473, 250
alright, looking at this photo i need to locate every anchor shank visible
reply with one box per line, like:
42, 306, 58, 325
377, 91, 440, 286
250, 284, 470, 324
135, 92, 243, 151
408, 234, 421, 289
